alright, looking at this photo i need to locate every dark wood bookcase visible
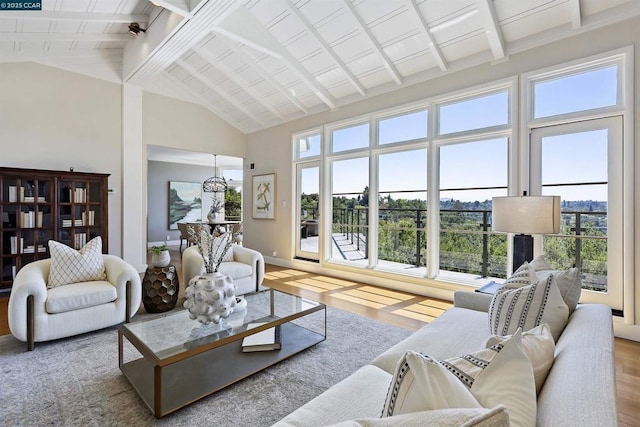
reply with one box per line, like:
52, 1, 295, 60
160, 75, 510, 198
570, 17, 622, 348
0, 167, 109, 294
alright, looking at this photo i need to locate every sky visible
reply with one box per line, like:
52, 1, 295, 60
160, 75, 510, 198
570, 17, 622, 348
300, 63, 618, 204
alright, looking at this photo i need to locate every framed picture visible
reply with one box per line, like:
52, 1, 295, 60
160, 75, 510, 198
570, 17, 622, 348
168, 181, 202, 229
252, 173, 276, 219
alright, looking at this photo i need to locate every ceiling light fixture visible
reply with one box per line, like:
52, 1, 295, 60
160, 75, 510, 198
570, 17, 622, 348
128, 23, 146, 36
203, 154, 228, 193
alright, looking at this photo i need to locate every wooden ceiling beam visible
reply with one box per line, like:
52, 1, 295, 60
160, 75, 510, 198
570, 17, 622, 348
341, 0, 402, 85
284, 0, 366, 96
162, 69, 249, 132
192, 46, 286, 120
216, 36, 309, 114
176, 59, 267, 127
475, 0, 506, 60
570, 0, 582, 29
0, 11, 148, 23
406, 0, 447, 71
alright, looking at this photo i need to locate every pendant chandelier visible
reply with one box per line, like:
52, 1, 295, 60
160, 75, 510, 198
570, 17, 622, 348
203, 154, 228, 193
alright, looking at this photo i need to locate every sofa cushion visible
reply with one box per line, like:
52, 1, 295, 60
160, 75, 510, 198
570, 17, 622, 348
273, 365, 393, 427
483, 324, 555, 393
382, 350, 482, 417
45, 281, 117, 314
372, 307, 490, 375
47, 236, 106, 288
489, 275, 569, 341
218, 261, 252, 280
329, 406, 509, 427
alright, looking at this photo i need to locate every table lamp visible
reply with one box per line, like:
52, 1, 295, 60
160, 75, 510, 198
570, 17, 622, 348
492, 194, 561, 272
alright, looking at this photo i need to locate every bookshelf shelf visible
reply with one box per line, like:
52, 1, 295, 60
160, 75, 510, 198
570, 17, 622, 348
0, 167, 110, 294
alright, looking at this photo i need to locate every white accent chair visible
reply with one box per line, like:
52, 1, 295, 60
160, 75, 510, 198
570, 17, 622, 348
8, 255, 141, 351
182, 245, 265, 295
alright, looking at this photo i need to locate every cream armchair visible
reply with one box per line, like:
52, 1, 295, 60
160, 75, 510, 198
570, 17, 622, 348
8, 255, 141, 351
182, 245, 265, 295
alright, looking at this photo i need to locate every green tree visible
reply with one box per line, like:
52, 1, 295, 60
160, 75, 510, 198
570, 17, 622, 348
224, 187, 242, 220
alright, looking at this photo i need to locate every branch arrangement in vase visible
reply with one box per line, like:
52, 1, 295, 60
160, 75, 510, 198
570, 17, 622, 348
187, 224, 238, 273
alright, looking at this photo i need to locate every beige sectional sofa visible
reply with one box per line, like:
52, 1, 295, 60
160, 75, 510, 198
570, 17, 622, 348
274, 290, 616, 426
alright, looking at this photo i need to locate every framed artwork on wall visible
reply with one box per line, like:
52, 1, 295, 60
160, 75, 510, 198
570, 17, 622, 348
168, 181, 202, 229
252, 173, 276, 219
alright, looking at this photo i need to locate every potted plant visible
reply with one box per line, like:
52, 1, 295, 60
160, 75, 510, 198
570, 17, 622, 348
148, 244, 170, 267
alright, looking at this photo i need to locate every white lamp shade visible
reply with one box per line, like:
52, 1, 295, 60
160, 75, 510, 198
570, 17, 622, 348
492, 196, 561, 234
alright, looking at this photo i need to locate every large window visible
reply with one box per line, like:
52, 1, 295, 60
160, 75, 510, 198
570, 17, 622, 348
527, 51, 626, 310
439, 138, 508, 279
378, 149, 427, 272
331, 156, 369, 266
292, 48, 629, 309
438, 90, 509, 135
533, 65, 618, 119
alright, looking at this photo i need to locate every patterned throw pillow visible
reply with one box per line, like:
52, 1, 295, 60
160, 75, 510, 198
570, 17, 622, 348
382, 351, 482, 417
483, 324, 555, 394
489, 275, 569, 341
47, 236, 106, 288
382, 330, 536, 427
502, 262, 536, 289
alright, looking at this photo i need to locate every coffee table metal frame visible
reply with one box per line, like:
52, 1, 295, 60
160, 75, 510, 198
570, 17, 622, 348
118, 288, 326, 418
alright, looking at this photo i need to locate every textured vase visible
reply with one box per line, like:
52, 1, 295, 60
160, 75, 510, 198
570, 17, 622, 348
150, 250, 171, 267
184, 272, 237, 325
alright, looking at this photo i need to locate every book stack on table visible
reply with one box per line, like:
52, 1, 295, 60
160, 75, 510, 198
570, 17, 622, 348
241, 322, 281, 353
475, 281, 503, 295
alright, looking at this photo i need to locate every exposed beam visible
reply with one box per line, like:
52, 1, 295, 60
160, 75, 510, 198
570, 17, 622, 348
341, 0, 402, 85
149, 0, 192, 18
210, 25, 282, 59
0, 11, 148, 23
175, 59, 266, 127
406, 0, 447, 71
0, 49, 123, 63
0, 33, 131, 42
216, 36, 309, 114
475, 0, 506, 60
212, 7, 337, 109
192, 46, 286, 120
284, 0, 365, 96
124, 0, 242, 85
162, 70, 248, 132
570, 0, 582, 29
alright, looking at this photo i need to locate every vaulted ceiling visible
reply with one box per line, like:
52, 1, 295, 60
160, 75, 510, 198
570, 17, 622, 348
2, 0, 639, 134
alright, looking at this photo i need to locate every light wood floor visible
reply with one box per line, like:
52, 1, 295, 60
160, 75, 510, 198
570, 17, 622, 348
1, 247, 638, 425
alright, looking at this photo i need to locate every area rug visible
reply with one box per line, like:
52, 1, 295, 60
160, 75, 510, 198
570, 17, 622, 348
0, 307, 413, 426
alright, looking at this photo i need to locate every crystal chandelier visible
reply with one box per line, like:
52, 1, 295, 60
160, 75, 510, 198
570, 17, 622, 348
203, 154, 228, 193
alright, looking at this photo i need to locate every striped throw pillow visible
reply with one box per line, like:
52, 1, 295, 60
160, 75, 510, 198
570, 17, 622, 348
488, 275, 569, 341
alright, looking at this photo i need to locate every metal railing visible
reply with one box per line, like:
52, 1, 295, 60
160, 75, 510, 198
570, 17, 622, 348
330, 206, 607, 283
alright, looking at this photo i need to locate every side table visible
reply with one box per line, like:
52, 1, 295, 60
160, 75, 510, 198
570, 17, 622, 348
142, 265, 179, 313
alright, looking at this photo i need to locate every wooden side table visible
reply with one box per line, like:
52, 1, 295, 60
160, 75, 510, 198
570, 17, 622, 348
142, 265, 179, 313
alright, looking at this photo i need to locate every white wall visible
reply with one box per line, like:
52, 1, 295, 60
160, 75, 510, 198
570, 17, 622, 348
0, 63, 124, 255
0, 63, 249, 264
143, 92, 246, 159
244, 16, 640, 340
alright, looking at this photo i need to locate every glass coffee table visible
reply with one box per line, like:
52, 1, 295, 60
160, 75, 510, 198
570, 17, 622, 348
118, 288, 326, 418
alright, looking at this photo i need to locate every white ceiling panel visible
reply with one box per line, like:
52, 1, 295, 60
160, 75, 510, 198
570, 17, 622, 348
1, 0, 637, 133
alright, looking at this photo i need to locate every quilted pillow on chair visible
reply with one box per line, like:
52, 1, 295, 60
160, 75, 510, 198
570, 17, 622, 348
47, 236, 106, 288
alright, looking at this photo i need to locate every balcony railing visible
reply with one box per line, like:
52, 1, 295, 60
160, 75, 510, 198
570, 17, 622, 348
329, 206, 607, 289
